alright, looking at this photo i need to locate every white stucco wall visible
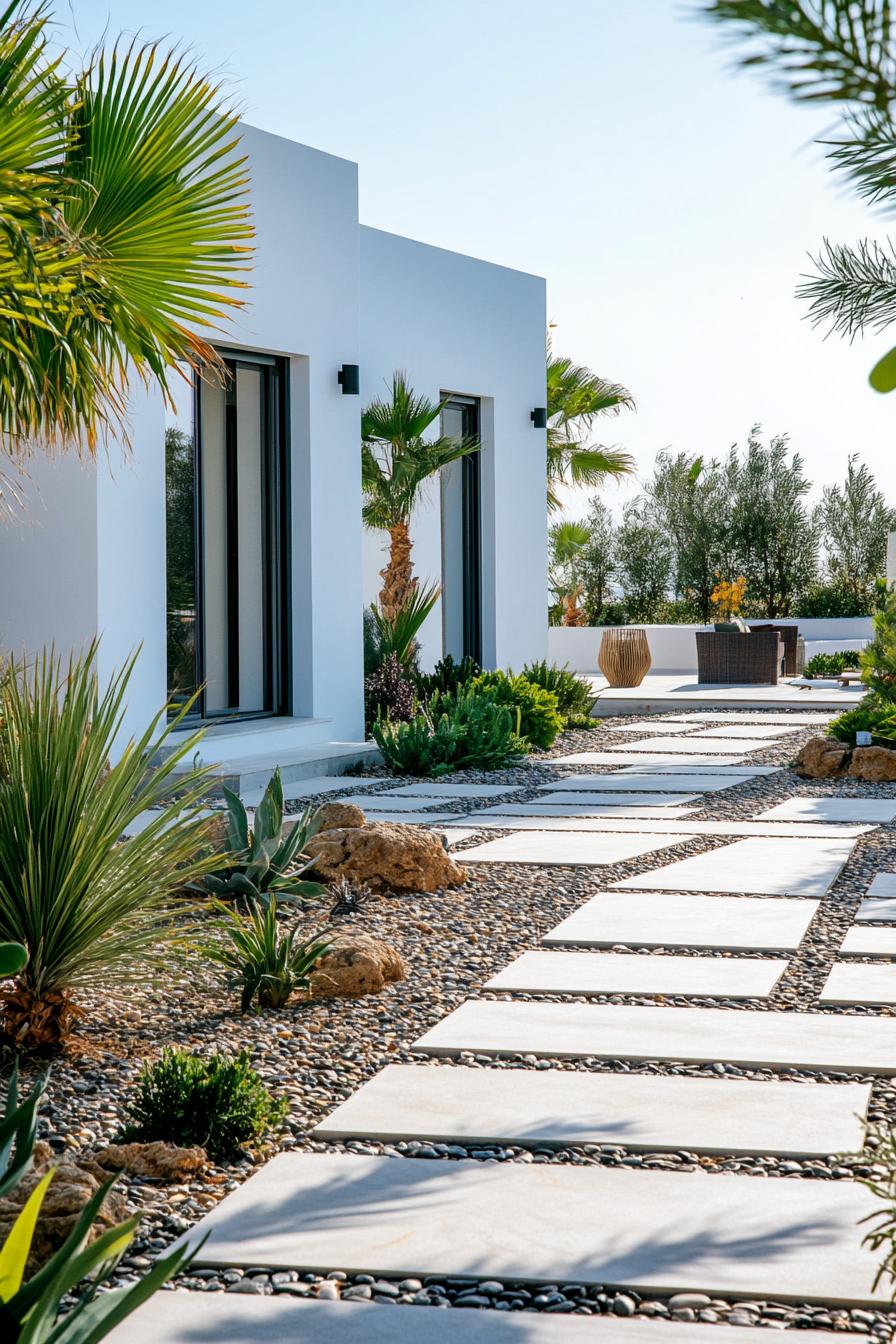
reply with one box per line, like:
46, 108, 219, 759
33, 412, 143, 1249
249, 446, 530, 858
360, 227, 548, 672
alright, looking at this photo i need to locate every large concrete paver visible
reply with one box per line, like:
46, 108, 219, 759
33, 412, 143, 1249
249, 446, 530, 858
821, 963, 896, 1004
544, 892, 817, 952
105, 1294, 866, 1344
759, 798, 896, 825
455, 831, 696, 868
314, 1063, 869, 1157
841, 927, 896, 956
485, 950, 788, 998
413, 999, 896, 1074
612, 838, 856, 897
465, 812, 868, 840
172, 1152, 887, 1305
552, 753, 748, 768
541, 775, 753, 793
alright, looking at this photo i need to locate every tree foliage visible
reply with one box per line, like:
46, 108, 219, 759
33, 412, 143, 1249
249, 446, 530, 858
615, 500, 673, 622
647, 451, 735, 620
700, 0, 896, 388
0, 0, 252, 474
546, 348, 636, 510
816, 453, 896, 598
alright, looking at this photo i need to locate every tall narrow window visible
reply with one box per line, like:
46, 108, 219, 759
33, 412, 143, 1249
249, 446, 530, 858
440, 395, 482, 665
165, 352, 289, 719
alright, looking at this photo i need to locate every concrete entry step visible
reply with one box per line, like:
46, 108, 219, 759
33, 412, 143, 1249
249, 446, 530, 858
314, 1062, 869, 1157
172, 1151, 886, 1305
484, 950, 789, 999
104, 1294, 866, 1344
413, 999, 896, 1074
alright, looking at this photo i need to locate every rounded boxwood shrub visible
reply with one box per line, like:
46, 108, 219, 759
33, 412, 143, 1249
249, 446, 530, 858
117, 1048, 287, 1161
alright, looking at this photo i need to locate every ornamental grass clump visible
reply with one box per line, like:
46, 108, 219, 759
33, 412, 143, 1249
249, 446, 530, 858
117, 1049, 287, 1162
0, 644, 217, 1053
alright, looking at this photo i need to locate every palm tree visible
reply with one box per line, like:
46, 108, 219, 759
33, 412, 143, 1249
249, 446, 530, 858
362, 371, 480, 620
0, 1, 251, 475
546, 350, 636, 511
548, 518, 591, 626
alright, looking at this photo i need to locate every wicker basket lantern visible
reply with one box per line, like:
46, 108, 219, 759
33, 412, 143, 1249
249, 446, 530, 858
598, 628, 651, 688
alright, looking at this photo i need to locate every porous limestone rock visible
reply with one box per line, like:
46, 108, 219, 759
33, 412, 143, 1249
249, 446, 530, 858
96, 1141, 207, 1181
0, 1141, 127, 1272
309, 934, 406, 998
305, 821, 466, 894
849, 745, 896, 782
794, 736, 851, 779
309, 802, 367, 832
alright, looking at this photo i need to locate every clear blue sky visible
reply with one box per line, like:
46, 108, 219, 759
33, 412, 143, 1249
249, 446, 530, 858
59, 0, 896, 514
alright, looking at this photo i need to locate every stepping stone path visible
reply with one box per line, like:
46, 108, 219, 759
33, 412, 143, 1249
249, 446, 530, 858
485, 950, 789, 997
759, 798, 896, 824
841, 927, 896, 958
135, 708, 896, 1337
821, 962, 896, 1005
544, 892, 818, 951
106, 1294, 861, 1344
453, 830, 697, 867
414, 999, 896, 1073
612, 837, 856, 897
314, 1063, 870, 1158
174, 1151, 886, 1305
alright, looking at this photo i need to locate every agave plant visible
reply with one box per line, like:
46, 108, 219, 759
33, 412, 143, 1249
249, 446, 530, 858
0, 1065, 195, 1340
197, 770, 325, 907
0, 644, 218, 1052
203, 902, 333, 1012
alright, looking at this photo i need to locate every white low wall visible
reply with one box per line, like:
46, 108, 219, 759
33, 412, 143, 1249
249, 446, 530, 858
549, 619, 874, 674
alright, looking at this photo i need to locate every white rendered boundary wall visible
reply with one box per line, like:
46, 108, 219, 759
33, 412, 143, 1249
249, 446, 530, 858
549, 620, 874, 675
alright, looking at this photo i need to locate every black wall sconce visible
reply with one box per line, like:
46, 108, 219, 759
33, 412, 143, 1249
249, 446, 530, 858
338, 364, 360, 395
530, 407, 547, 429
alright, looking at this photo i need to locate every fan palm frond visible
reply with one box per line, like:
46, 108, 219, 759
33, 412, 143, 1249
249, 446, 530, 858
545, 351, 636, 509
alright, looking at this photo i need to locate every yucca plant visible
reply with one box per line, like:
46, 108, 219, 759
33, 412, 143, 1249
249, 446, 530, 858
0, 0, 252, 471
203, 902, 333, 1012
197, 770, 325, 907
367, 582, 441, 670
0, 1064, 195, 1340
0, 645, 218, 1052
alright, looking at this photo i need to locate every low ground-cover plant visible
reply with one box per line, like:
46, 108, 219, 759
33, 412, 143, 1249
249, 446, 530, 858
520, 660, 595, 727
0, 1064, 192, 1340
196, 770, 325, 908
203, 903, 332, 1012
472, 671, 563, 750
118, 1049, 287, 1161
0, 645, 217, 1053
803, 650, 862, 679
828, 704, 896, 747
372, 687, 524, 776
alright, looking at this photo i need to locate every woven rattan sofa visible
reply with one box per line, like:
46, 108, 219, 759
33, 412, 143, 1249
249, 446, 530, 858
749, 623, 804, 676
695, 630, 783, 685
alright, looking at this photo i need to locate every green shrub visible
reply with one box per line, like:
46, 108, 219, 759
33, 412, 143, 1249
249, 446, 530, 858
0, 644, 218, 1052
415, 653, 480, 698
796, 582, 871, 618
203, 902, 332, 1013
118, 1049, 287, 1161
827, 704, 896, 745
372, 687, 524, 776
196, 770, 325, 908
472, 671, 563, 749
0, 1062, 193, 1339
803, 650, 863, 679
520, 660, 595, 724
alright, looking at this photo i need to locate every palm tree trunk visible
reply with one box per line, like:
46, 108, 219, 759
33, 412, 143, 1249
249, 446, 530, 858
1, 982, 81, 1054
379, 521, 416, 621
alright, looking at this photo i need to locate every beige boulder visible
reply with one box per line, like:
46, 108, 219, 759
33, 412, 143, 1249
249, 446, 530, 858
849, 745, 896, 782
305, 821, 466, 894
0, 1141, 127, 1273
95, 1141, 207, 1181
310, 801, 367, 832
309, 934, 406, 998
794, 736, 851, 779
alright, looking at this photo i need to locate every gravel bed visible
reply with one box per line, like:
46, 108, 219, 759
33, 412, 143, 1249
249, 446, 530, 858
12, 708, 896, 1332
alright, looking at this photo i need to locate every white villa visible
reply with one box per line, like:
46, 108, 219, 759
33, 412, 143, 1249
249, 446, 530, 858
0, 125, 548, 773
